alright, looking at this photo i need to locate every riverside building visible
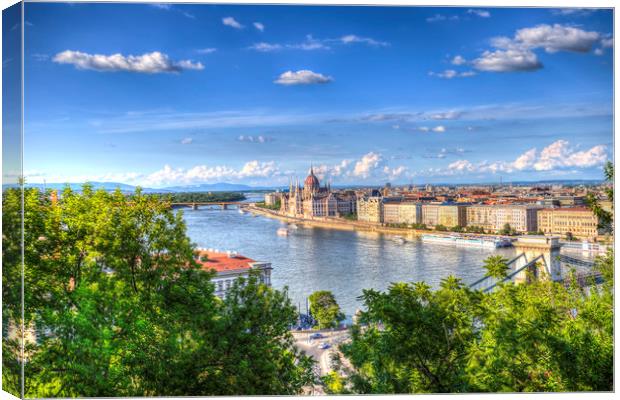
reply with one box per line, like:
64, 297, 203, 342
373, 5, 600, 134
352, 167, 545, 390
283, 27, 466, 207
421, 204, 467, 227
537, 207, 600, 239
279, 166, 356, 218
466, 204, 541, 233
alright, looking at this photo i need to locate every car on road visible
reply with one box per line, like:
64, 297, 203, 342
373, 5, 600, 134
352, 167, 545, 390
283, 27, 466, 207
318, 342, 330, 350
309, 333, 323, 340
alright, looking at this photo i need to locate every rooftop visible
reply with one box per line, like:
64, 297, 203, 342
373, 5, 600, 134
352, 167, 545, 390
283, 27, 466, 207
194, 250, 256, 273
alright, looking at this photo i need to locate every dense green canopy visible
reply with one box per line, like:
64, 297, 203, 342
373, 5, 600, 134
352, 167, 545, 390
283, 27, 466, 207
2, 185, 313, 397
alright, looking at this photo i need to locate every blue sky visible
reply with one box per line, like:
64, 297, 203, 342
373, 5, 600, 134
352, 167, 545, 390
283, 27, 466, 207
22, 3, 613, 187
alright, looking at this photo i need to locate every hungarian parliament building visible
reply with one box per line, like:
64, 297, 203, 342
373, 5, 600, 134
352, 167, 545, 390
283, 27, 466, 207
280, 166, 357, 218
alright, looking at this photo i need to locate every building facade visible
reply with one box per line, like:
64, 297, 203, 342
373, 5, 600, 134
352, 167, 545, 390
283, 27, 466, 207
466, 205, 541, 233
537, 208, 599, 239
357, 196, 383, 223
280, 166, 356, 218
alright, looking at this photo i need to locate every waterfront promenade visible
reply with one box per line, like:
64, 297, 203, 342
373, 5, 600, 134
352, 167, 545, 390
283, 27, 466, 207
247, 204, 507, 240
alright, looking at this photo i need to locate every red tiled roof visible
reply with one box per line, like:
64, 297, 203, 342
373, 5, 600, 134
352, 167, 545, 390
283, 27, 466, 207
194, 250, 255, 273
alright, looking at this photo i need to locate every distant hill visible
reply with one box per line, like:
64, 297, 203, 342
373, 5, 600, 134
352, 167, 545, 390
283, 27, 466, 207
20, 182, 169, 193
161, 182, 277, 192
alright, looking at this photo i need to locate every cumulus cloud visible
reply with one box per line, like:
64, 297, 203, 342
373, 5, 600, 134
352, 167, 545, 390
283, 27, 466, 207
514, 24, 600, 53
253, 22, 265, 31
467, 9, 491, 18
432, 126, 446, 133
429, 69, 476, 78
180, 137, 193, 145
451, 55, 467, 65
222, 17, 243, 29
144, 161, 280, 186
440, 140, 607, 176
469, 24, 602, 73
274, 70, 333, 85
352, 152, 383, 178
52, 50, 204, 73
472, 48, 542, 72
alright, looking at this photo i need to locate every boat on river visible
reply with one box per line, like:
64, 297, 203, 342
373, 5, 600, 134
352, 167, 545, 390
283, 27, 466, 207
421, 234, 512, 248
277, 228, 289, 236
392, 236, 406, 244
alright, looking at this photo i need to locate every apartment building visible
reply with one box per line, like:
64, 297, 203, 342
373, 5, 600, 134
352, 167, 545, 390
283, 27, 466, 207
537, 207, 599, 239
383, 202, 422, 225
466, 205, 541, 233
357, 196, 383, 223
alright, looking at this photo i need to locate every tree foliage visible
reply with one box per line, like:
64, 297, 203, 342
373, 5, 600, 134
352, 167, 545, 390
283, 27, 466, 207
333, 252, 614, 393
483, 255, 510, 280
308, 290, 345, 329
3, 185, 313, 397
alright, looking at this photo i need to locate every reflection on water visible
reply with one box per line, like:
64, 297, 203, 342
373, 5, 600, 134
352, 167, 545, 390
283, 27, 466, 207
182, 207, 516, 316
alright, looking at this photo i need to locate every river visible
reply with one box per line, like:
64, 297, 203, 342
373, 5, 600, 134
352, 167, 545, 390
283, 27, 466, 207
181, 196, 516, 317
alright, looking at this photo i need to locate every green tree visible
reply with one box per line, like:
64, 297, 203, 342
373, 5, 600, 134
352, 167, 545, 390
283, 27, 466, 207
337, 252, 613, 393
482, 255, 510, 280
4, 185, 313, 397
586, 160, 613, 232
340, 277, 480, 393
308, 291, 345, 329
500, 223, 514, 236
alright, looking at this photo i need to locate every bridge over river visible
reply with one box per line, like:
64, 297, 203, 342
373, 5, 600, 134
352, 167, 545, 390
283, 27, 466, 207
469, 236, 602, 293
171, 201, 250, 210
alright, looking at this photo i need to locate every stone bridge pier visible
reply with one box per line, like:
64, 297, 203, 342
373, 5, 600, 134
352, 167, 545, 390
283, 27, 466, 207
512, 236, 562, 283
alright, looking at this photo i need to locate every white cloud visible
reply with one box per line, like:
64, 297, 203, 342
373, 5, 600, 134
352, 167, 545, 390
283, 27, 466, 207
52, 50, 204, 73
222, 17, 244, 29
150, 4, 171, 10
601, 37, 613, 48
196, 48, 217, 54
451, 55, 466, 65
514, 24, 600, 53
438, 140, 608, 176
339, 34, 389, 47
143, 161, 280, 186
432, 126, 446, 133
472, 48, 542, 72
467, 9, 491, 18
180, 137, 193, 145
352, 152, 383, 178
248, 42, 284, 52
253, 22, 265, 31
429, 69, 477, 78
274, 70, 333, 85
248, 34, 387, 52
594, 48, 604, 56
469, 24, 602, 73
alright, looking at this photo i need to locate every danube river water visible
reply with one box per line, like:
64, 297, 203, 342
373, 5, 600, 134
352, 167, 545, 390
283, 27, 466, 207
181, 201, 516, 317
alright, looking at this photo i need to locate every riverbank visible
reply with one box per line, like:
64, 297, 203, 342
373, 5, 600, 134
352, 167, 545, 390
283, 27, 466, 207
246, 205, 513, 241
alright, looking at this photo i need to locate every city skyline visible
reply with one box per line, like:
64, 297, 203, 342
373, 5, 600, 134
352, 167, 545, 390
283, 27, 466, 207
21, 3, 613, 188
